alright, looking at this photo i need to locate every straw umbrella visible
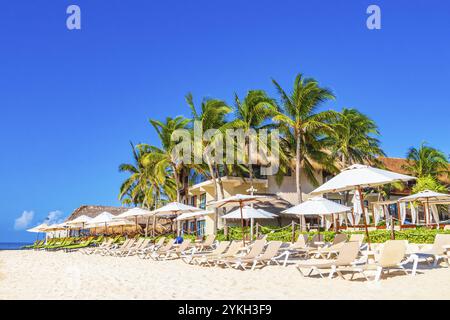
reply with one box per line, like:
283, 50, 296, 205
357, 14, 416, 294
311, 164, 416, 247
398, 190, 450, 226
209, 194, 272, 246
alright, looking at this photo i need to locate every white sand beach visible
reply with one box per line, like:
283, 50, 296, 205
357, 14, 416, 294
0, 250, 449, 300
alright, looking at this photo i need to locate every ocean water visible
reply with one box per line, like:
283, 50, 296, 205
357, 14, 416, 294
0, 242, 32, 250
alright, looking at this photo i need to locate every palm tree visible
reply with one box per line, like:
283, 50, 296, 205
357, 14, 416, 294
272, 73, 337, 203
403, 142, 449, 179
323, 108, 385, 168
118, 143, 176, 209
230, 90, 278, 192
186, 93, 232, 232
143, 116, 190, 202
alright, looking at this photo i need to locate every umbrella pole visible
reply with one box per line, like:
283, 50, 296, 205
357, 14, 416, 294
240, 201, 245, 246
135, 216, 138, 234
426, 198, 430, 227
152, 215, 156, 237
357, 186, 371, 249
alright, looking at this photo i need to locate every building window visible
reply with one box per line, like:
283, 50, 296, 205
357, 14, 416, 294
199, 193, 206, 209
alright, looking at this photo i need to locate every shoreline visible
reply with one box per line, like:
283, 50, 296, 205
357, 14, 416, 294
1, 250, 449, 300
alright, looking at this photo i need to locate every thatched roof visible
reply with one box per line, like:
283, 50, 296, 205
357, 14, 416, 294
65, 205, 129, 222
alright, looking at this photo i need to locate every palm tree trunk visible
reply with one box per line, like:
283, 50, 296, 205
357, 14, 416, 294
172, 165, 180, 202
248, 141, 254, 191
295, 131, 303, 204
206, 157, 219, 234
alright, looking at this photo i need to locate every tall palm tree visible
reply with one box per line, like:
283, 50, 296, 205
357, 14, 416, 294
230, 90, 278, 191
403, 142, 449, 179
272, 73, 337, 203
186, 93, 232, 232
142, 116, 190, 202
323, 108, 385, 167
118, 143, 176, 208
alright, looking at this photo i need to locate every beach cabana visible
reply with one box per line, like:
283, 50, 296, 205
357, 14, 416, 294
311, 164, 416, 246
282, 196, 351, 231
210, 194, 272, 245
398, 190, 450, 227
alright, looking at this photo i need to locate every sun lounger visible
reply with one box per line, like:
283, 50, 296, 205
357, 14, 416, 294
235, 241, 285, 270
137, 237, 166, 259
147, 240, 176, 260
296, 241, 361, 278
340, 240, 418, 281
182, 241, 231, 265
123, 238, 152, 257
219, 239, 266, 269
198, 241, 244, 267
310, 233, 348, 258
194, 234, 216, 252
413, 234, 450, 266
115, 238, 146, 257
81, 238, 114, 255
153, 239, 192, 260
102, 238, 135, 256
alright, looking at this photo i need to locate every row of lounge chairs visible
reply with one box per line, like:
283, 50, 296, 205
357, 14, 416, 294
28, 232, 450, 281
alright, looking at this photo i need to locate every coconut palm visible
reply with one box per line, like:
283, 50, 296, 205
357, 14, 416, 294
323, 108, 385, 167
229, 90, 278, 190
118, 143, 176, 208
403, 142, 449, 179
272, 73, 337, 203
186, 93, 232, 232
142, 116, 190, 202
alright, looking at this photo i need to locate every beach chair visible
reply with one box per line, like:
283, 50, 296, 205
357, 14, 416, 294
156, 239, 193, 260
199, 241, 244, 267
123, 238, 152, 257
296, 241, 361, 279
310, 233, 348, 258
194, 234, 216, 252
147, 240, 176, 260
341, 240, 419, 281
137, 237, 166, 259
182, 241, 230, 265
443, 225, 450, 230
81, 238, 114, 255
115, 238, 145, 257
235, 241, 285, 270
414, 234, 450, 266
102, 238, 135, 256
63, 238, 96, 252
219, 239, 266, 269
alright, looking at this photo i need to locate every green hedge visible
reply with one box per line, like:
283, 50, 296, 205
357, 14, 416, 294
216, 226, 450, 244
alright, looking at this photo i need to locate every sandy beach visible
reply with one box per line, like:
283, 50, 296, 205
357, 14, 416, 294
0, 250, 449, 300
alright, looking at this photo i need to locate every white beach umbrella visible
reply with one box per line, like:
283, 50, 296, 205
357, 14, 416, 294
114, 207, 154, 232
27, 223, 49, 233
209, 194, 273, 245
149, 202, 203, 216
65, 215, 92, 229
222, 206, 276, 219
283, 196, 351, 233
399, 190, 450, 226
175, 210, 214, 221
311, 164, 416, 246
282, 196, 351, 215
85, 212, 115, 234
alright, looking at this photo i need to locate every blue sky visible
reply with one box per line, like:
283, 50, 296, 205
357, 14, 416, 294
1, 0, 449, 242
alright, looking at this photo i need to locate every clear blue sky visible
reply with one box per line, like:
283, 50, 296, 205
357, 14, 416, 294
1, 0, 449, 242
